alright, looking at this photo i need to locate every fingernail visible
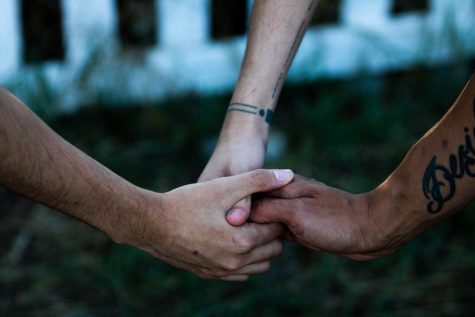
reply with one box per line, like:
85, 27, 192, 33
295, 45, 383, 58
226, 208, 247, 225
227, 208, 242, 218
273, 169, 294, 183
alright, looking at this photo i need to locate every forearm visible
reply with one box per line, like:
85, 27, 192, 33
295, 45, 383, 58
251, 76, 475, 258
201, 1, 317, 186
371, 74, 475, 234
0, 87, 150, 243
0, 88, 291, 279
223, 0, 318, 140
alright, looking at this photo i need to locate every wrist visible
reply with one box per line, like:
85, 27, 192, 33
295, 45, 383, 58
104, 185, 166, 247
364, 172, 431, 252
220, 110, 269, 146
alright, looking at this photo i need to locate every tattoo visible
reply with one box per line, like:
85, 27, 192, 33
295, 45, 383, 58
228, 102, 273, 124
422, 156, 456, 213
272, 73, 284, 99
422, 98, 475, 213
272, 19, 307, 100
308, 0, 317, 11
284, 20, 306, 67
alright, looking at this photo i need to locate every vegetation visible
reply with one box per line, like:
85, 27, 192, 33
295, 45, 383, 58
1, 64, 475, 316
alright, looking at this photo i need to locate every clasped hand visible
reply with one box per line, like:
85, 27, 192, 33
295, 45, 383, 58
249, 175, 426, 261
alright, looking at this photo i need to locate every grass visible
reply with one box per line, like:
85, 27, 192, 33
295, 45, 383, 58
1, 63, 475, 316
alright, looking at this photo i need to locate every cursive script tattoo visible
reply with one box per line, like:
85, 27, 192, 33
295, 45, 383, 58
422, 98, 475, 213
228, 102, 273, 124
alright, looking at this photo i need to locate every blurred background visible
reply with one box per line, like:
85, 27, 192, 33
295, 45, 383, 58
1, 0, 475, 316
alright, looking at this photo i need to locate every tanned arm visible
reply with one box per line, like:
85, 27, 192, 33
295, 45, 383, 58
251, 73, 475, 260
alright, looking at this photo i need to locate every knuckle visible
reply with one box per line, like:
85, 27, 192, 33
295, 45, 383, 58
262, 240, 284, 260
260, 261, 271, 273
287, 208, 306, 236
250, 169, 271, 189
232, 233, 255, 253
273, 241, 284, 257
263, 263, 271, 273
221, 258, 242, 271
287, 204, 303, 226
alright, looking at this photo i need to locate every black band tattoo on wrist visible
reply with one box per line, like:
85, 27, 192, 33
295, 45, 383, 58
228, 102, 273, 124
422, 97, 475, 213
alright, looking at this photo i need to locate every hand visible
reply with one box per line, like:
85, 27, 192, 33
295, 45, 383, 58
251, 175, 428, 260
199, 114, 268, 226
124, 169, 293, 281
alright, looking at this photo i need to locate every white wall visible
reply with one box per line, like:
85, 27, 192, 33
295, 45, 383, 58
0, 0, 474, 111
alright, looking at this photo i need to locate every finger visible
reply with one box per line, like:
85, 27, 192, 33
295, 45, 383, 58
263, 175, 322, 199
243, 222, 284, 247
220, 275, 249, 282
250, 198, 297, 224
226, 196, 251, 226
242, 240, 284, 265
225, 261, 271, 275
215, 169, 294, 207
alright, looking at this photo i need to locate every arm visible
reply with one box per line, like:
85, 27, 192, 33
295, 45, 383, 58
251, 74, 475, 260
200, 0, 318, 225
0, 87, 294, 280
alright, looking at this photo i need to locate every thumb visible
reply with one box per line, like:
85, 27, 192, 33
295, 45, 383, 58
219, 169, 294, 207
226, 196, 251, 226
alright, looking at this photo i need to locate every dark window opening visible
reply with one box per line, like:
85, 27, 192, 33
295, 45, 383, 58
391, 0, 429, 15
311, 0, 341, 26
117, 0, 157, 48
21, 0, 65, 64
211, 0, 248, 40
